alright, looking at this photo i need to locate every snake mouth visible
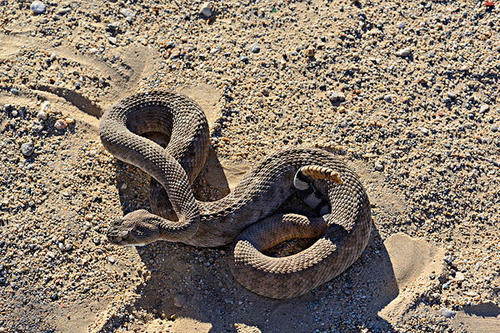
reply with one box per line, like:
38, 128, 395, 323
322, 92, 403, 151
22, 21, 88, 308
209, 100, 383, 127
107, 228, 145, 246
106, 218, 132, 245
107, 229, 127, 245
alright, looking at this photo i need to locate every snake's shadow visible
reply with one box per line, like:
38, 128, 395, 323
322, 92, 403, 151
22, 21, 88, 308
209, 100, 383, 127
131, 226, 398, 332
112, 151, 400, 332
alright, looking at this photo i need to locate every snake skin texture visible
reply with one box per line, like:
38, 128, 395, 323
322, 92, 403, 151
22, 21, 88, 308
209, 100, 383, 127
100, 91, 372, 299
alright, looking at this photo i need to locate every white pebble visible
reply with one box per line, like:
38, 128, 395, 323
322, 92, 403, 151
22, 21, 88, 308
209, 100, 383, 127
441, 307, 456, 318
40, 100, 50, 112
21, 142, 34, 157
479, 104, 490, 113
37, 111, 47, 121
396, 47, 412, 57
38, 101, 50, 120
120, 8, 135, 18
30, 1, 46, 15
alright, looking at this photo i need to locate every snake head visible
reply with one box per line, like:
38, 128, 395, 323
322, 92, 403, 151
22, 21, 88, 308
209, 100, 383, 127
107, 209, 160, 246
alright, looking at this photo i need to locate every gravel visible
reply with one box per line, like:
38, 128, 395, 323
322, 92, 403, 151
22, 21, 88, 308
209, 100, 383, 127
0, 0, 498, 332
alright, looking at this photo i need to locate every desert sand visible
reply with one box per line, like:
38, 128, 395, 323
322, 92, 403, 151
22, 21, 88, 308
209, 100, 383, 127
0, 1, 498, 332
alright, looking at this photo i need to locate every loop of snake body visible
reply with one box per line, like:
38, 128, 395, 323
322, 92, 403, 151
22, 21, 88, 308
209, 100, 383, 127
100, 91, 372, 299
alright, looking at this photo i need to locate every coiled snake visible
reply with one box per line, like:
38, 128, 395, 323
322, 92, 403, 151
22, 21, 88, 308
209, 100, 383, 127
100, 91, 371, 299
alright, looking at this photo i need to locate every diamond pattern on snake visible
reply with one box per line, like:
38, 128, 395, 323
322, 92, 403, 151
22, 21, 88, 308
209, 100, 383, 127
100, 90, 372, 299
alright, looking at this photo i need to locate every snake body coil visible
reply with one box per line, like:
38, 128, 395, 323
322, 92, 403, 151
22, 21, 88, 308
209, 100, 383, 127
100, 91, 372, 299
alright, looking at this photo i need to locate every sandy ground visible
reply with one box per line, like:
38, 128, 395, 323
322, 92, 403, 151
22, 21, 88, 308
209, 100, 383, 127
0, 1, 499, 332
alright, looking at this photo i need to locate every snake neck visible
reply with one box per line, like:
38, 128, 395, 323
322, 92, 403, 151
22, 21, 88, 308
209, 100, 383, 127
146, 214, 201, 243
100, 92, 205, 241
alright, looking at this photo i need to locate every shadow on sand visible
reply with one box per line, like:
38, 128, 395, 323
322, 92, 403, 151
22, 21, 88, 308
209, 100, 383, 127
109, 148, 400, 333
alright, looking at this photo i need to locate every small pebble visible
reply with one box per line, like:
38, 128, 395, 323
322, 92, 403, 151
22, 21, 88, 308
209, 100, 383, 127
56, 7, 71, 16
250, 42, 260, 54
40, 100, 50, 112
200, 2, 213, 18
396, 47, 412, 57
120, 8, 135, 18
108, 256, 115, 264
304, 47, 316, 58
327, 91, 346, 103
479, 104, 490, 113
374, 163, 384, 171
37, 111, 47, 121
54, 119, 67, 130
30, 1, 46, 15
21, 142, 34, 157
455, 272, 465, 282
32, 122, 44, 132
441, 307, 456, 318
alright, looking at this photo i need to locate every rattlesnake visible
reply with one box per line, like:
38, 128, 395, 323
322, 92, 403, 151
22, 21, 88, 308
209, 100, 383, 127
100, 91, 372, 299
